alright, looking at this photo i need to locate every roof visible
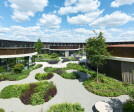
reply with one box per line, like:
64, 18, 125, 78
107, 44, 134, 47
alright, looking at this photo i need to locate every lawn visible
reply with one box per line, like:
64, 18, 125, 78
0, 81, 57, 105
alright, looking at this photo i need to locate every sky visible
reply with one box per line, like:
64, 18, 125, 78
0, 0, 134, 42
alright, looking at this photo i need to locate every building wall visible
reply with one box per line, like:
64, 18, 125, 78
88, 59, 134, 83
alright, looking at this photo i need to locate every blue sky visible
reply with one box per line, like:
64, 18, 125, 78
0, 0, 134, 42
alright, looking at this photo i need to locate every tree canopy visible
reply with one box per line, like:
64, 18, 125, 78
85, 32, 110, 82
34, 38, 43, 54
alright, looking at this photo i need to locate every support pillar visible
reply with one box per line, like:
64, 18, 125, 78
65, 50, 69, 57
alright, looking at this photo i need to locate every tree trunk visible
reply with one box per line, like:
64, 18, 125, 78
97, 65, 99, 83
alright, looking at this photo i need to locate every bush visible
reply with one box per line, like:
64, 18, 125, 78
60, 72, 80, 79
123, 100, 134, 112
13, 63, 24, 74
62, 59, 70, 63
44, 67, 58, 73
50, 53, 58, 58
0, 108, 5, 112
35, 73, 54, 80
48, 60, 59, 64
47, 103, 85, 112
0, 66, 7, 73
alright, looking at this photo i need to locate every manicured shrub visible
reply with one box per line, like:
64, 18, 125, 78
62, 59, 70, 62
55, 69, 63, 75
50, 53, 58, 58
47, 103, 85, 112
48, 60, 59, 64
0, 108, 5, 112
13, 63, 24, 74
60, 72, 80, 79
32, 64, 42, 70
35, 73, 54, 80
123, 100, 134, 112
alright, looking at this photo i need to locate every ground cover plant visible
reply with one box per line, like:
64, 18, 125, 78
0, 81, 57, 105
44, 67, 80, 79
83, 74, 134, 97
0, 64, 42, 81
35, 72, 54, 80
0, 108, 5, 112
47, 103, 85, 112
123, 100, 134, 112
35, 53, 59, 62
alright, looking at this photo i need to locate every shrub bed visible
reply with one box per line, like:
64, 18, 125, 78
0, 81, 57, 105
48, 60, 59, 64
83, 74, 134, 97
0, 64, 43, 81
35, 72, 54, 80
123, 100, 134, 112
0, 108, 5, 112
47, 103, 85, 112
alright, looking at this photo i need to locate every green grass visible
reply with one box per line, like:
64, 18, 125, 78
47, 103, 85, 112
83, 74, 134, 97
0, 64, 42, 81
0, 81, 56, 105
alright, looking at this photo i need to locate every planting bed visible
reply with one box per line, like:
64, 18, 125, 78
35, 72, 54, 81
0, 81, 57, 105
47, 103, 85, 112
0, 64, 42, 81
83, 74, 134, 98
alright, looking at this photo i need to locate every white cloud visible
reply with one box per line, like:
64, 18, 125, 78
58, 0, 101, 15
37, 14, 61, 30
111, 0, 134, 7
8, 0, 48, 22
108, 28, 122, 32
59, 0, 103, 25
67, 11, 103, 25
90, 11, 134, 28
0, 16, 3, 19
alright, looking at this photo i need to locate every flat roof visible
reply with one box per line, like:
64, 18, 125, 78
107, 44, 134, 47
0, 52, 37, 59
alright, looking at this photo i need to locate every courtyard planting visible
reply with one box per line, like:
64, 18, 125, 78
0, 81, 57, 105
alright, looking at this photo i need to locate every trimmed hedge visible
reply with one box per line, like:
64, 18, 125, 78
123, 100, 134, 112
47, 103, 85, 112
0, 81, 57, 105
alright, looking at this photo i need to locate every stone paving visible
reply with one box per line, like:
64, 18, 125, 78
0, 57, 130, 112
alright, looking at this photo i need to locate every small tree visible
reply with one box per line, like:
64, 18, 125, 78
34, 38, 43, 54
85, 32, 110, 83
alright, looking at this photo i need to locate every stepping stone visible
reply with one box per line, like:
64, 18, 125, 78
95, 101, 113, 112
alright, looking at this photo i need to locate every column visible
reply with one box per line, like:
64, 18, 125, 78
65, 50, 69, 57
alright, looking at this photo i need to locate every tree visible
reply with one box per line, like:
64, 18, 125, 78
34, 38, 43, 54
85, 32, 110, 83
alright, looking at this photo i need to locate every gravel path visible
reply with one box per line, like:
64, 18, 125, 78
0, 56, 130, 112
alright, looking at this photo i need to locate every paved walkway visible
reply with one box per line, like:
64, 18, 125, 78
0, 57, 130, 112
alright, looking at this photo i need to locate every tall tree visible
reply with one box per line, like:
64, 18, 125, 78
85, 32, 110, 83
34, 38, 43, 54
